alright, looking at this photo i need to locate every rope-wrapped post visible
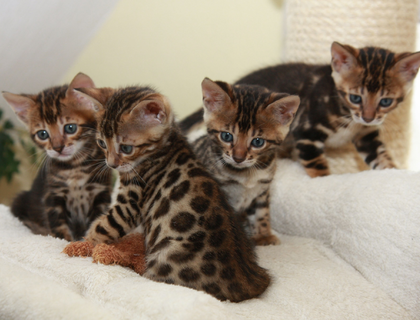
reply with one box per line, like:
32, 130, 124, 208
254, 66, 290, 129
282, 0, 419, 172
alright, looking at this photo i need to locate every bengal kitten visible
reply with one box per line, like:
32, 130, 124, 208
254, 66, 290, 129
190, 78, 299, 246
181, 42, 420, 178
72, 86, 270, 302
2, 73, 112, 240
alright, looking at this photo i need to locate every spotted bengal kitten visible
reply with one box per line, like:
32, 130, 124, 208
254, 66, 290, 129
72, 85, 270, 302
181, 42, 420, 178
2, 73, 112, 240
187, 78, 299, 246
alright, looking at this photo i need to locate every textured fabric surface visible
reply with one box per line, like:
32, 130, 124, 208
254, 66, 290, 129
272, 159, 420, 319
0, 203, 410, 320
283, 0, 419, 171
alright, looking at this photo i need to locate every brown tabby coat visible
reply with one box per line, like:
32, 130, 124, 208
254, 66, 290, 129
190, 78, 299, 245
181, 42, 420, 178
2, 74, 112, 240
73, 85, 270, 302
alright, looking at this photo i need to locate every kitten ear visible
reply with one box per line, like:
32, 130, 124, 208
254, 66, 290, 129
201, 78, 231, 113
2, 92, 36, 125
73, 87, 114, 113
266, 95, 300, 126
130, 97, 169, 127
66, 72, 95, 98
331, 42, 358, 74
393, 52, 420, 83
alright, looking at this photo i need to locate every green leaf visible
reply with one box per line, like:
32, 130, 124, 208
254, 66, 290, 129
3, 120, 14, 130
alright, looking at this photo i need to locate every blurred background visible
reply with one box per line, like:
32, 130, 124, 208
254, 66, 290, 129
0, 0, 419, 205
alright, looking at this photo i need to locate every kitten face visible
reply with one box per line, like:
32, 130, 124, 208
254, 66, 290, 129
2, 73, 96, 161
73, 87, 173, 174
202, 79, 300, 169
331, 42, 420, 126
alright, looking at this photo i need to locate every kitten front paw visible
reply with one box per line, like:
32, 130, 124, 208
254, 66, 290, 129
253, 234, 281, 246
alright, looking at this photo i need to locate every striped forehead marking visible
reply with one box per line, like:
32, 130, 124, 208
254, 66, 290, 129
100, 86, 156, 138
358, 47, 395, 93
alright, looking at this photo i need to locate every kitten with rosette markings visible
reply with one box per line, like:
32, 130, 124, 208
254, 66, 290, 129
190, 78, 300, 246
181, 42, 420, 178
2, 73, 112, 240
72, 85, 270, 302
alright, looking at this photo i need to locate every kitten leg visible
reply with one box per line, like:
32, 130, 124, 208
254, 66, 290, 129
294, 133, 330, 178
87, 189, 112, 226
44, 193, 73, 241
85, 191, 141, 245
353, 129, 396, 170
246, 190, 280, 246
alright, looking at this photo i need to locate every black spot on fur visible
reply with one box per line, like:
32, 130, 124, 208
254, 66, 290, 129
150, 237, 172, 254
190, 196, 210, 214
188, 231, 206, 242
154, 197, 170, 219
201, 181, 214, 197
168, 252, 196, 263
201, 263, 217, 276
209, 230, 226, 247
202, 283, 221, 295
179, 268, 200, 282
147, 260, 157, 268
204, 213, 224, 230
157, 264, 173, 277
188, 168, 210, 178
164, 168, 181, 188
149, 224, 161, 247
175, 152, 191, 165
169, 180, 190, 202
182, 241, 204, 253
170, 212, 196, 233
220, 266, 235, 279
217, 250, 230, 264
128, 190, 139, 202
117, 194, 127, 204
203, 251, 216, 261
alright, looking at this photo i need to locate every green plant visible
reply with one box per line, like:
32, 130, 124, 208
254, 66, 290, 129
0, 109, 38, 183
0, 109, 20, 182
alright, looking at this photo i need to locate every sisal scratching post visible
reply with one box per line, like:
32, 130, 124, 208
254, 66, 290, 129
282, 0, 419, 173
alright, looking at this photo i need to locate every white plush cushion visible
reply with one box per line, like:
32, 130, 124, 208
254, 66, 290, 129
0, 201, 410, 320
271, 159, 420, 319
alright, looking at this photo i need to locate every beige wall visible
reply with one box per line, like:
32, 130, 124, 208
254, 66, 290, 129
63, 0, 284, 118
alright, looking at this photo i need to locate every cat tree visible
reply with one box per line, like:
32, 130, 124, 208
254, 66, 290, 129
282, 0, 419, 172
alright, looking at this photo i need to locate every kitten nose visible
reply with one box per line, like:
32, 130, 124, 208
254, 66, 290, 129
53, 145, 64, 153
108, 163, 119, 169
233, 156, 246, 163
362, 116, 374, 123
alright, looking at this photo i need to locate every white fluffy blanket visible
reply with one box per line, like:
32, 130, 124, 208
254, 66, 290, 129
0, 160, 418, 319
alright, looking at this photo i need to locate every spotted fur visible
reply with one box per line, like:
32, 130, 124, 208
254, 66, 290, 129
2, 73, 112, 240
74, 85, 270, 302
190, 79, 299, 245
181, 43, 420, 178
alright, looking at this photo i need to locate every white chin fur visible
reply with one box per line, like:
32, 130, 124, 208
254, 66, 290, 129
46, 147, 76, 161
115, 164, 133, 173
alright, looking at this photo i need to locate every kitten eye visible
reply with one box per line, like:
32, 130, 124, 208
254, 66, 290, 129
64, 124, 77, 134
220, 132, 233, 143
349, 94, 362, 104
251, 138, 265, 148
97, 139, 107, 149
120, 145, 133, 154
36, 130, 49, 140
379, 98, 393, 107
